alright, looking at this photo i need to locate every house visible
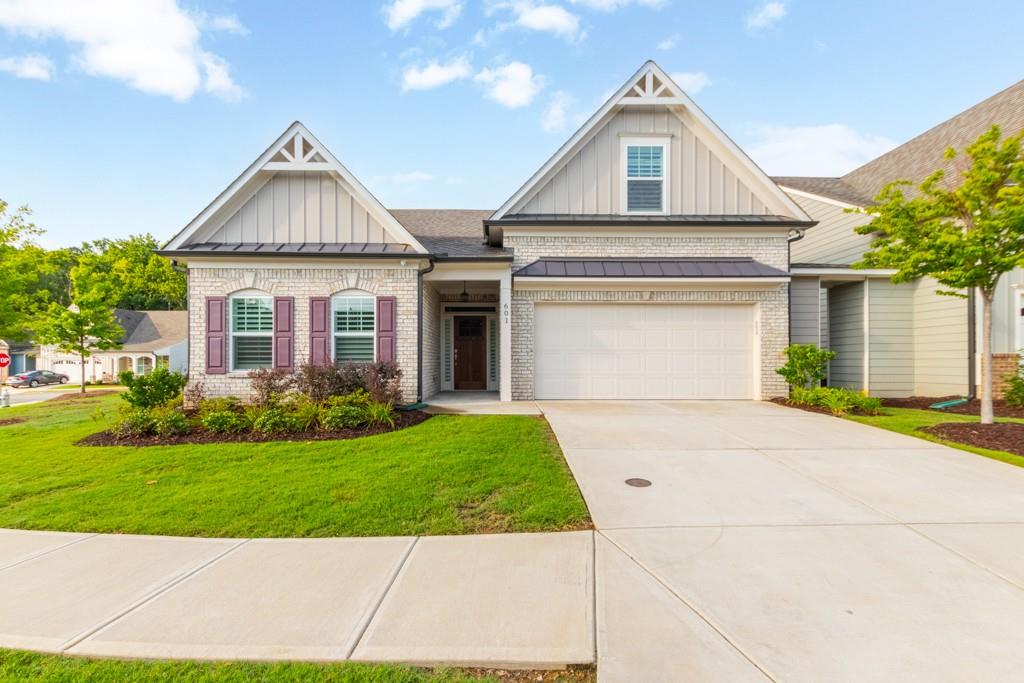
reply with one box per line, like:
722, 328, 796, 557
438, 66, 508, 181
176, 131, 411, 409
161, 61, 814, 403
776, 78, 1024, 398
38, 309, 188, 384
0, 341, 38, 383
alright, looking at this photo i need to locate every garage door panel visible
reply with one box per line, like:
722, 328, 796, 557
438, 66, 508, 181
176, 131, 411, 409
535, 303, 755, 400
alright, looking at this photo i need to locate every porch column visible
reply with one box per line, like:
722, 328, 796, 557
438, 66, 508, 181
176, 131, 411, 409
500, 269, 512, 402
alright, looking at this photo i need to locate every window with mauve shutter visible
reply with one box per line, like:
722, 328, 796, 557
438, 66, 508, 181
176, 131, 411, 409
230, 295, 273, 370
332, 295, 375, 364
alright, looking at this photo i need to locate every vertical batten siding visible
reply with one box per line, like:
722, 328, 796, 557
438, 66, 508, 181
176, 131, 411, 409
513, 107, 773, 216
788, 193, 873, 265
828, 282, 865, 390
867, 279, 914, 397
790, 277, 821, 345
914, 277, 969, 396
208, 172, 397, 244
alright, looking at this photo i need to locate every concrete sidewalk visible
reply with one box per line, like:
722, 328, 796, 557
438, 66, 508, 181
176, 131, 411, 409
0, 529, 594, 668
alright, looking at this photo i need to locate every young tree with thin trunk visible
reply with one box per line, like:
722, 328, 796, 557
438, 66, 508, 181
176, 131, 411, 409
854, 125, 1024, 424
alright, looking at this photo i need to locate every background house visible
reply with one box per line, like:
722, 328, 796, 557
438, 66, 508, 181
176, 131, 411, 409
0, 341, 38, 383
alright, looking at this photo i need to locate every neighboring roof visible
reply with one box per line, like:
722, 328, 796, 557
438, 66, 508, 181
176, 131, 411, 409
843, 79, 1024, 199
491, 60, 811, 223
114, 310, 187, 353
514, 257, 788, 278
488, 213, 815, 227
160, 242, 418, 257
771, 177, 874, 207
389, 209, 491, 238
414, 236, 512, 261
0, 340, 36, 353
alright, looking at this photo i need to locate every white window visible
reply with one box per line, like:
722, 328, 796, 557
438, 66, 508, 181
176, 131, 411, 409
332, 295, 375, 364
622, 138, 670, 214
230, 294, 274, 370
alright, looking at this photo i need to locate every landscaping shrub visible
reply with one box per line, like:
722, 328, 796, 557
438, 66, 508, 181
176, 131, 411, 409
817, 388, 856, 416
280, 392, 323, 431
364, 361, 403, 405
118, 368, 188, 409
183, 380, 205, 409
365, 400, 396, 428
252, 407, 299, 434
292, 362, 345, 403
198, 396, 242, 417
201, 410, 247, 434
1005, 367, 1024, 408
112, 407, 156, 438
152, 408, 190, 437
337, 362, 367, 395
327, 389, 372, 408
321, 405, 368, 430
247, 368, 293, 407
788, 386, 880, 416
776, 344, 836, 389
848, 392, 883, 416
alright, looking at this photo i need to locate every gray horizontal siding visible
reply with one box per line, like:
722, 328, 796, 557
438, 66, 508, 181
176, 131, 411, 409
867, 279, 914, 397
789, 193, 874, 265
827, 281, 864, 390
790, 277, 821, 345
915, 277, 969, 396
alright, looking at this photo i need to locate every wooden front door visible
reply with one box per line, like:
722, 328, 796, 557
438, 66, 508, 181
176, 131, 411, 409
454, 315, 487, 390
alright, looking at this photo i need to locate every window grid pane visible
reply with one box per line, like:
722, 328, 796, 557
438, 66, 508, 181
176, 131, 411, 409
334, 297, 375, 333
626, 145, 663, 178
232, 297, 273, 332
233, 336, 273, 369
335, 336, 374, 364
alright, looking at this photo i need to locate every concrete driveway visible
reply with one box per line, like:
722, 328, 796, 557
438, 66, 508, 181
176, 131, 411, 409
541, 400, 1024, 682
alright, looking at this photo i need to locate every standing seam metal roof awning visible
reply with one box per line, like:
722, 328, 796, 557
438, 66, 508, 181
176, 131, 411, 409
513, 257, 789, 278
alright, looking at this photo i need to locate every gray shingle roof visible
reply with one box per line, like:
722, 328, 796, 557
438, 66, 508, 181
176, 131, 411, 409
114, 310, 187, 352
414, 236, 512, 260
388, 209, 491, 238
771, 177, 874, 207
514, 257, 788, 278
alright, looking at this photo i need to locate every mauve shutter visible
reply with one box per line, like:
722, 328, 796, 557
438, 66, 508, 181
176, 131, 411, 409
309, 297, 330, 365
273, 296, 294, 371
205, 297, 227, 374
376, 296, 397, 363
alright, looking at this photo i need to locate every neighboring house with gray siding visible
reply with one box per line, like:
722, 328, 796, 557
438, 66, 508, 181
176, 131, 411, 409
777, 78, 1024, 398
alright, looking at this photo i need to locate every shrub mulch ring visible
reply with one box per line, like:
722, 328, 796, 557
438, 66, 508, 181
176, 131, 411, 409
920, 422, 1024, 457
0, 417, 26, 427
768, 397, 876, 417
76, 410, 431, 447
50, 389, 119, 402
882, 396, 1024, 419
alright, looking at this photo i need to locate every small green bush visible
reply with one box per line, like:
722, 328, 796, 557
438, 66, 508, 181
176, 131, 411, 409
280, 392, 323, 431
848, 392, 883, 416
776, 344, 837, 389
321, 405, 368, 430
198, 396, 242, 417
327, 389, 372, 408
112, 407, 156, 438
817, 388, 855, 416
153, 409, 190, 436
1005, 367, 1024, 408
788, 386, 879, 416
253, 407, 299, 434
365, 400, 396, 428
201, 410, 248, 434
119, 368, 188, 409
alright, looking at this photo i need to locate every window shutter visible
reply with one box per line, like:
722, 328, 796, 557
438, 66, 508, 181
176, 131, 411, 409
309, 297, 330, 365
205, 297, 227, 374
273, 296, 294, 371
376, 296, 397, 363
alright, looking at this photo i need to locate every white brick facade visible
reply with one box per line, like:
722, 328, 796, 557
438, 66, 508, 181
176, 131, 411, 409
506, 233, 791, 400
187, 264, 420, 402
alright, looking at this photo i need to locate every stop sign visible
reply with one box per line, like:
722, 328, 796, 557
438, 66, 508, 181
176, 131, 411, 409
0, 353, 9, 368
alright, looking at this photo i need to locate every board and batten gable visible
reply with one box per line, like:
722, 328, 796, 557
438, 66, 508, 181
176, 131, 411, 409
204, 172, 398, 245
511, 107, 776, 216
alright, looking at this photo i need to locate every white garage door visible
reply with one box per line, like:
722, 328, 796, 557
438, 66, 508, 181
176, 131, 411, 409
534, 303, 756, 399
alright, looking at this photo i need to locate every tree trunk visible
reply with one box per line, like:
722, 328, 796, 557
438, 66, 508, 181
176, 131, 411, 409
79, 350, 87, 394
980, 290, 994, 425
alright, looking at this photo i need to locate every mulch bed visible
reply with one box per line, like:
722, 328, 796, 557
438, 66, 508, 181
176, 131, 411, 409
883, 396, 1024, 419
50, 389, 119, 402
76, 410, 431, 447
0, 417, 26, 427
920, 422, 1024, 457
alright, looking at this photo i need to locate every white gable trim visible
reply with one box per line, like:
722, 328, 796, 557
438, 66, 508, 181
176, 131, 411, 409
779, 186, 866, 211
490, 61, 811, 222
165, 122, 427, 253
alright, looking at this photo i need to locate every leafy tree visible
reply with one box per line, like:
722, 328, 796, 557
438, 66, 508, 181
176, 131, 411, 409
34, 271, 123, 394
76, 235, 185, 310
854, 125, 1024, 423
0, 200, 53, 341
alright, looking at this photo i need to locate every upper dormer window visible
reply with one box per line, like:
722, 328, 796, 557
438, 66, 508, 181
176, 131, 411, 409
622, 137, 670, 214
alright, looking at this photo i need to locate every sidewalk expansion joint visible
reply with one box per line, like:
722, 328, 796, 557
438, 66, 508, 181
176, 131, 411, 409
0, 533, 99, 573
345, 535, 419, 659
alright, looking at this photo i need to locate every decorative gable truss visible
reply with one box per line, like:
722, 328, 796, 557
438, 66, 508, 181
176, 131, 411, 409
492, 61, 811, 221
165, 123, 427, 252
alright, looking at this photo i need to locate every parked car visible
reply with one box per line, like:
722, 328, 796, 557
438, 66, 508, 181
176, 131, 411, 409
6, 370, 69, 388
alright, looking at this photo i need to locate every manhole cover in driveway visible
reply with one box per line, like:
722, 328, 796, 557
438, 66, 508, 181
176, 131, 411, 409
625, 478, 652, 488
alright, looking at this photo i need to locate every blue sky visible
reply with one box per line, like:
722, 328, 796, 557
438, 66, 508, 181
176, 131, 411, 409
1, 0, 1022, 247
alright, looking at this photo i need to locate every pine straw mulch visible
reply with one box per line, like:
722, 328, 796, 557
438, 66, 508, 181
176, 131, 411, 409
920, 422, 1024, 457
882, 396, 1024, 419
76, 410, 431, 447
0, 417, 26, 427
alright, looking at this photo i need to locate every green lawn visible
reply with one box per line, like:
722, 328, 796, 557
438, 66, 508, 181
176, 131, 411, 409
0, 649, 592, 682
0, 392, 590, 537
845, 407, 1024, 468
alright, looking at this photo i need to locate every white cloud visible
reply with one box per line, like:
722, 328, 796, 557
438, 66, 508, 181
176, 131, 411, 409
656, 33, 679, 50
401, 56, 471, 91
384, 0, 462, 30
192, 12, 248, 35
475, 62, 545, 108
0, 0, 244, 101
542, 90, 572, 132
0, 54, 54, 80
511, 2, 582, 41
746, 1, 787, 30
568, 0, 664, 10
745, 124, 897, 176
670, 71, 711, 94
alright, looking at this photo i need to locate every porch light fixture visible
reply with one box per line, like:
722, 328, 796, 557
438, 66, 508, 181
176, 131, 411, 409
459, 281, 470, 303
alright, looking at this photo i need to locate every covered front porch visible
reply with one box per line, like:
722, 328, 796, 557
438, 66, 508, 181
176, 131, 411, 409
422, 263, 512, 401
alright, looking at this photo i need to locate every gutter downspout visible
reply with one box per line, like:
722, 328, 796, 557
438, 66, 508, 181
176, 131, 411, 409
967, 288, 977, 400
416, 258, 436, 404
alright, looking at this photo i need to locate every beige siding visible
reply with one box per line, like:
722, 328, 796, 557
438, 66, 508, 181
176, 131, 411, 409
992, 267, 1024, 353
513, 107, 775, 216
790, 277, 821, 345
867, 279, 914, 397
789, 193, 873, 265
914, 277, 969, 396
828, 282, 864, 390
208, 172, 399, 244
